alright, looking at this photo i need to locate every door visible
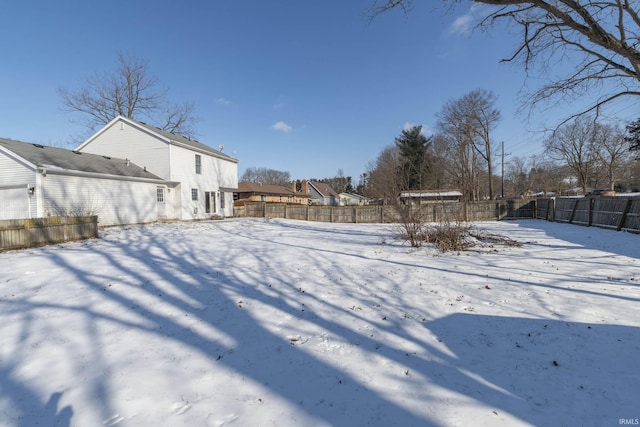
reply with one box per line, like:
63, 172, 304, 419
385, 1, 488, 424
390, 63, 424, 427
205, 191, 217, 215
156, 187, 166, 218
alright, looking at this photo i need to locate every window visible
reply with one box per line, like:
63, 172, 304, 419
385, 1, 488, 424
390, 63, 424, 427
191, 189, 198, 201
195, 154, 201, 174
156, 187, 164, 203
220, 192, 225, 210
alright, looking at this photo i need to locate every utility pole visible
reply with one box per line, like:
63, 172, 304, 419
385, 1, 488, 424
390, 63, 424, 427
500, 141, 511, 199
501, 141, 505, 199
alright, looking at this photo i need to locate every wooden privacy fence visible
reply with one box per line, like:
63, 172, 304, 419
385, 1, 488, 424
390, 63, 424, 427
234, 200, 536, 224
235, 196, 640, 233
0, 216, 98, 252
536, 196, 640, 232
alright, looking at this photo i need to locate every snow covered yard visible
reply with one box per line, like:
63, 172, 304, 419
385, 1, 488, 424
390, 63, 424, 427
1, 217, 639, 427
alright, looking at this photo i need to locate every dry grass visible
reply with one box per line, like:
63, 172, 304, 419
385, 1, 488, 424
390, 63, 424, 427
399, 222, 521, 253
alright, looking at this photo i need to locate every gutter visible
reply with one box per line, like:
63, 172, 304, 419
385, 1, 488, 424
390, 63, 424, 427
37, 167, 179, 186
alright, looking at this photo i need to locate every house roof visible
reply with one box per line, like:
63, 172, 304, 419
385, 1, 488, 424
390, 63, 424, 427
115, 116, 238, 163
309, 181, 339, 198
0, 138, 162, 180
236, 182, 308, 197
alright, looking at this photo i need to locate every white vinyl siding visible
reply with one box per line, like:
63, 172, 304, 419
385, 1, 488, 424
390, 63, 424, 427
0, 151, 38, 219
79, 117, 238, 220
170, 144, 237, 219
78, 120, 171, 178
0, 187, 29, 220
42, 174, 158, 226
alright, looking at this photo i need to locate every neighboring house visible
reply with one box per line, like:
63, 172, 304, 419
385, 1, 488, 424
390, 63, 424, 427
0, 138, 170, 225
339, 192, 369, 206
234, 182, 309, 205
307, 181, 340, 206
77, 116, 238, 220
399, 190, 463, 205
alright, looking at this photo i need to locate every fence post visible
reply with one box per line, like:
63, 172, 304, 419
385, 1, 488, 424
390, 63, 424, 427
588, 197, 594, 226
569, 199, 579, 224
617, 198, 633, 231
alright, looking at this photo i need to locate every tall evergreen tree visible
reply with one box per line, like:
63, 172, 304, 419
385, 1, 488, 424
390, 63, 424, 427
394, 126, 432, 190
625, 118, 640, 154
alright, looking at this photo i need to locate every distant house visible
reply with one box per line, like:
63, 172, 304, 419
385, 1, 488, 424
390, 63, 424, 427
234, 182, 309, 205
339, 192, 369, 206
399, 189, 463, 205
307, 181, 340, 206
0, 138, 168, 225
77, 116, 238, 220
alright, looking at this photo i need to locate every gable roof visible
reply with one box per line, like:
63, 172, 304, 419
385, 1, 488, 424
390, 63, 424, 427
80, 116, 238, 163
309, 181, 339, 198
0, 138, 162, 180
236, 181, 306, 197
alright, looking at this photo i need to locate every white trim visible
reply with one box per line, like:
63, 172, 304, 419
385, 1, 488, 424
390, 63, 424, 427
37, 166, 177, 185
0, 145, 37, 171
78, 116, 239, 163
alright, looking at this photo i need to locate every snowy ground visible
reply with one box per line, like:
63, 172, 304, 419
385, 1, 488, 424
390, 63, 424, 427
1, 218, 639, 427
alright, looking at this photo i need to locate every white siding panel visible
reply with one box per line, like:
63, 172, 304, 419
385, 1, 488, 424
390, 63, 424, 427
42, 175, 158, 226
170, 145, 238, 219
0, 187, 29, 219
0, 151, 34, 184
0, 152, 38, 219
80, 119, 171, 178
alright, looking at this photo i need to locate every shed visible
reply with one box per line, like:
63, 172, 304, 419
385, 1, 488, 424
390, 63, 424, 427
399, 190, 463, 204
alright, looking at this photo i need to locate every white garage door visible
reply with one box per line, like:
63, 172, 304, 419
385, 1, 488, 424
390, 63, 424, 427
0, 186, 29, 220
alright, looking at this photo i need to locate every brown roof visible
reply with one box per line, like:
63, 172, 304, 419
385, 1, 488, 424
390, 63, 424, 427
236, 182, 308, 197
309, 181, 339, 198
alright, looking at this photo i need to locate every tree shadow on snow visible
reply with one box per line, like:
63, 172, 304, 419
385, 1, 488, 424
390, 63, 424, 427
1, 224, 435, 426
505, 219, 640, 259
0, 366, 73, 427
419, 313, 640, 426
2, 220, 639, 426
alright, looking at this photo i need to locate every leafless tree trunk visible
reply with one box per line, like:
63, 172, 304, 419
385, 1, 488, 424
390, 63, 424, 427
241, 167, 292, 186
597, 123, 632, 190
437, 90, 500, 200
544, 116, 603, 193
60, 52, 197, 139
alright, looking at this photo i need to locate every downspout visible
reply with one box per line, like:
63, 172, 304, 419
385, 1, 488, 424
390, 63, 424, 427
36, 168, 46, 218
26, 184, 32, 219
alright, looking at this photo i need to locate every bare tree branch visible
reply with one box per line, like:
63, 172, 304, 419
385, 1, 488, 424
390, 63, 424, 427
59, 52, 198, 139
369, 1, 640, 127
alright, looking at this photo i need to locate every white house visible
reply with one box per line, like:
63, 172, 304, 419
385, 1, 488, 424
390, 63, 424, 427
77, 116, 239, 220
0, 137, 172, 225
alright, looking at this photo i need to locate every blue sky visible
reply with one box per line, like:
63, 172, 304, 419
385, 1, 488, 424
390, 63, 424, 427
1, 1, 637, 182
